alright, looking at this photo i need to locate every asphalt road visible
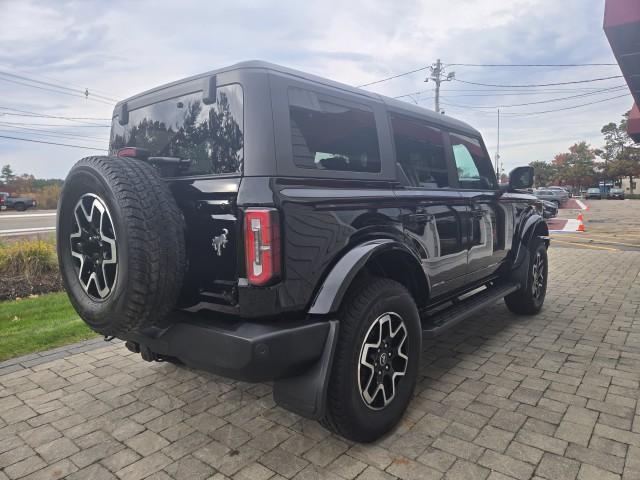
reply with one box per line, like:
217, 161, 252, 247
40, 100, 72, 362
0, 209, 57, 237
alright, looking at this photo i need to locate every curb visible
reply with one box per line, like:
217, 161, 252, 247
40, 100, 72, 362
0, 337, 123, 376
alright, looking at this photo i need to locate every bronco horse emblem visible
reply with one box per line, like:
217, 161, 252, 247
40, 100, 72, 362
212, 228, 229, 256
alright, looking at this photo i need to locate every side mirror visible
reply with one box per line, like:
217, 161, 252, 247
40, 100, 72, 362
509, 166, 534, 190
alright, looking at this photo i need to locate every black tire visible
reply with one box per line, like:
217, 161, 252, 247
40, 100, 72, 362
322, 278, 421, 442
505, 237, 547, 315
14, 202, 26, 212
57, 156, 186, 337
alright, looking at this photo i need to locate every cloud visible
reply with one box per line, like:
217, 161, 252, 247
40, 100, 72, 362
0, 0, 631, 178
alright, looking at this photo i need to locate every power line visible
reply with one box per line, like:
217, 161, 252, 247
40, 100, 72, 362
453, 75, 623, 88
0, 120, 110, 127
433, 85, 628, 109
447, 62, 618, 67
0, 70, 118, 102
394, 85, 628, 100
0, 134, 108, 151
0, 106, 112, 124
0, 77, 114, 105
357, 66, 431, 87
441, 93, 630, 117
0, 124, 108, 142
357, 62, 620, 88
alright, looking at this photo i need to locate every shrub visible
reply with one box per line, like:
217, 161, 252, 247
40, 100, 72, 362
0, 240, 58, 278
32, 184, 61, 209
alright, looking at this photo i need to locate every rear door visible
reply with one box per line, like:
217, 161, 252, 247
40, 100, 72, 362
447, 132, 510, 282
391, 114, 468, 298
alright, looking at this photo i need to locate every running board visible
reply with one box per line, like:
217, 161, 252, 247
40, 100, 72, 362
422, 282, 520, 338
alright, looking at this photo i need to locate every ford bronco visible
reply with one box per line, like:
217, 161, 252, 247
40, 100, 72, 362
57, 61, 549, 442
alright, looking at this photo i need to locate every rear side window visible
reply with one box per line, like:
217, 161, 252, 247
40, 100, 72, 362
450, 133, 497, 189
288, 88, 380, 173
391, 115, 450, 188
110, 84, 244, 177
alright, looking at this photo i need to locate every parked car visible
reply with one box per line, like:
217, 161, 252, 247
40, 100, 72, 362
585, 187, 603, 199
547, 186, 571, 199
533, 189, 563, 206
0, 192, 37, 211
57, 61, 550, 442
541, 200, 558, 219
607, 188, 625, 199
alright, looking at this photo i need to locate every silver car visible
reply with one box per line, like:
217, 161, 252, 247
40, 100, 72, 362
547, 186, 570, 200
534, 189, 564, 206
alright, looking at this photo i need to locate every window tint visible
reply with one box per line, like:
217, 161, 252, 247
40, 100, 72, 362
391, 115, 450, 188
450, 133, 497, 189
288, 88, 380, 173
110, 84, 243, 177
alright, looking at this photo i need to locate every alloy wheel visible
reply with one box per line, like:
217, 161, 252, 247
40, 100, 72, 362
358, 312, 409, 410
69, 194, 118, 300
532, 251, 545, 299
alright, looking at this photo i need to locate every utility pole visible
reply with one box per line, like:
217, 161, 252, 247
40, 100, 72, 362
425, 59, 455, 114
496, 108, 501, 176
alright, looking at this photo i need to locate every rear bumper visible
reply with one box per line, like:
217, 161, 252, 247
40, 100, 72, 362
121, 313, 334, 383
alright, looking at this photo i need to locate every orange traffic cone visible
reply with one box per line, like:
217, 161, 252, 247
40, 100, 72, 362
577, 213, 585, 232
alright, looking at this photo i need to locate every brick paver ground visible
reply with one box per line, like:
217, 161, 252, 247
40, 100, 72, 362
1, 246, 639, 480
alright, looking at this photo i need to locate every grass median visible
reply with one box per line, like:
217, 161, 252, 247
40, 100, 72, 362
0, 292, 97, 361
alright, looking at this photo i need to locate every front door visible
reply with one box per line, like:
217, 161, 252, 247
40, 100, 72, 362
391, 114, 468, 299
448, 132, 510, 282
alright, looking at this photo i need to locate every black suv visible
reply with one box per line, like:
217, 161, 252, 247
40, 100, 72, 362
58, 61, 549, 442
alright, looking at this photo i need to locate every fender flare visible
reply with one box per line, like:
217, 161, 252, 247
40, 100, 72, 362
308, 239, 427, 315
511, 213, 549, 275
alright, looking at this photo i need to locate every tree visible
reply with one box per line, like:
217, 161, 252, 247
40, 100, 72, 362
609, 146, 640, 194
529, 160, 556, 187
598, 113, 640, 194
1, 164, 15, 185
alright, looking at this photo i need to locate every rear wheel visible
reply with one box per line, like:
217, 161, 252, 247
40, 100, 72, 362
14, 202, 26, 211
505, 237, 547, 315
322, 278, 421, 442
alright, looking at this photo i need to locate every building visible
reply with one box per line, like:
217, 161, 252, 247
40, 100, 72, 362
604, 0, 640, 142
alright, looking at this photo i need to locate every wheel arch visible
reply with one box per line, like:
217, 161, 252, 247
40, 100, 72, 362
510, 213, 549, 281
308, 239, 429, 315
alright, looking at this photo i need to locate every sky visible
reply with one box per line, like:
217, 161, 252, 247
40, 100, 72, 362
0, 0, 633, 179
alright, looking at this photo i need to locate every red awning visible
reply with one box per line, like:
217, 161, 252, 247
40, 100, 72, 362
604, 0, 640, 141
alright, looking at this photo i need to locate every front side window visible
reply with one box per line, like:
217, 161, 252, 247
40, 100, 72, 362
391, 115, 449, 188
110, 84, 244, 177
450, 133, 497, 189
289, 88, 380, 173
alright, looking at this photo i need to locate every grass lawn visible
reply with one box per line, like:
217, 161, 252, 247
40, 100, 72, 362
0, 292, 98, 361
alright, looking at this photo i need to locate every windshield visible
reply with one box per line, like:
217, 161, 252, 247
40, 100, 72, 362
611, 189, 623, 193
588, 188, 600, 193
110, 84, 244, 177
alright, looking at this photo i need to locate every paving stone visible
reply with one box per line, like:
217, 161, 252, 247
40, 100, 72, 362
478, 450, 535, 480
326, 454, 367, 479
577, 464, 621, 480
100, 448, 140, 472
67, 463, 116, 480
565, 444, 625, 474
431, 434, 484, 461
164, 455, 214, 480
115, 451, 172, 480
474, 425, 515, 453
124, 429, 170, 456
516, 430, 568, 455
259, 446, 309, 478
417, 448, 457, 472
3, 455, 46, 479
386, 457, 441, 480
21, 459, 77, 480
234, 462, 276, 480
555, 420, 593, 447
535, 453, 580, 480
446, 459, 490, 479
34, 436, 79, 463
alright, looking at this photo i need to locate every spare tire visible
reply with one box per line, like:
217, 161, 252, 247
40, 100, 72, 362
57, 156, 186, 336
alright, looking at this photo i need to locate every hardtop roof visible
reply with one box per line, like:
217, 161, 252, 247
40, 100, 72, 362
114, 60, 480, 137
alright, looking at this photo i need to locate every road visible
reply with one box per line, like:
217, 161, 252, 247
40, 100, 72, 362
0, 209, 57, 237
551, 198, 640, 251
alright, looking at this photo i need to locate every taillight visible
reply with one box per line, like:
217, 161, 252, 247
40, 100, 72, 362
244, 208, 281, 286
117, 147, 150, 159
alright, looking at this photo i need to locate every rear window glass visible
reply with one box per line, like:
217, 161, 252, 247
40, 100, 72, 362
110, 84, 244, 177
288, 88, 380, 173
391, 115, 450, 188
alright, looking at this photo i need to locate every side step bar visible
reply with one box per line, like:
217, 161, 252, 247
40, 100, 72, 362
422, 282, 520, 338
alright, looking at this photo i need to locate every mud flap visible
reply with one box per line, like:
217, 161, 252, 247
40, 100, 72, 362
273, 320, 339, 420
